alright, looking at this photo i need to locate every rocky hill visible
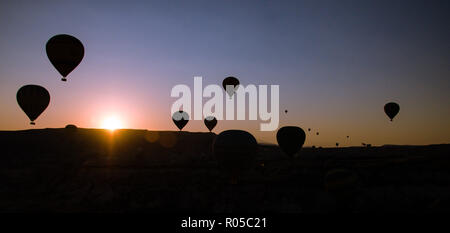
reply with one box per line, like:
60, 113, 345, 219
0, 128, 449, 213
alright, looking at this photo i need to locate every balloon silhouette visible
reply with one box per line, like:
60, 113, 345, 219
172, 111, 189, 131
213, 130, 257, 182
336, 142, 339, 147
16, 85, 50, 125
204, 116, 217, 132
276, 126, 306, 157
284, 110, 288, 114
384, 102, 400, 121
308, 128, 311, 132
46, 34, 84, 81
65, 124, 77, 129
316, 132, 319, 136
222, 76, 239, 98
346, 136, 349, 139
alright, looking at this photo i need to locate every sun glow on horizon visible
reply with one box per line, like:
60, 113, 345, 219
101, 116, 123, 131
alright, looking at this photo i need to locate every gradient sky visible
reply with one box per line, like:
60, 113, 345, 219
0, 0, 449, 146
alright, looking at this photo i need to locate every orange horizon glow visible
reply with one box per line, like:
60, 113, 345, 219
101, 115, 123, 132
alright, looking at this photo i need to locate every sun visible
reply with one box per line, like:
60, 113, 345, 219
101, 116, 122, 131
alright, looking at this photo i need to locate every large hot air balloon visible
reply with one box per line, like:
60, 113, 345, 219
204, 116, 217, 132
172, 111, 189, 131
213, 130, 257, 182
276, 126, 306, 158
46, 34, 84, 81
16, 85, 50, 125
384, 102, 400, 121
222, 76, 239, 98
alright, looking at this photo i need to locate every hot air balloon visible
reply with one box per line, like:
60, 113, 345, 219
213, 130, 257, 183
65, 124, 77, 129
222, 76, 239, 98
284, 110, 288, 114
308, 128, 311, 132
276, 126, 306, 158
172, 111, 189, 131
316, 132, 319, 136
65, 124, 78, 133
384, 102, 400, 121
204, 116, 217, 132
336, 142, 339, 147
346, 136, 349, 139
46, 34, 84, 81
16, 85, 50, 125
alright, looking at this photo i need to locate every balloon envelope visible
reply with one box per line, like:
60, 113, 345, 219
204, 116, 217, 132
213, 130, 257, 177
384, 102, 400, 121
46, 34, 84, 81
16, 85, 50, 124
172, 111, 189, 131
222, 76, 240, 97
276, 126, 306, 157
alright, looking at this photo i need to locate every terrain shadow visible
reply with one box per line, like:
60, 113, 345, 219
0, 128, 450, 213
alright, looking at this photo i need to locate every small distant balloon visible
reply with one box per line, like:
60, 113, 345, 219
284, 110, 288, 114
276, 126, 306, 158
384, 102, 400, 121
172, 111, 189, 131
65, 124, 78, 132
46, 34, 84, 81
222, 76, 240, 98
308, 128, 311, 132
16, 85, 50, 125
336, 142, 339, 147
316, 132, 319, 136
346, 136, 349, 139
204, 116, 217, 132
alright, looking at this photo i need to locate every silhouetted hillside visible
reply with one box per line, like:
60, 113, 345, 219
0, 128, 450, 213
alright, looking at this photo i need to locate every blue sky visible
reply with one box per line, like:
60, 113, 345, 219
0, 0, 449, 146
